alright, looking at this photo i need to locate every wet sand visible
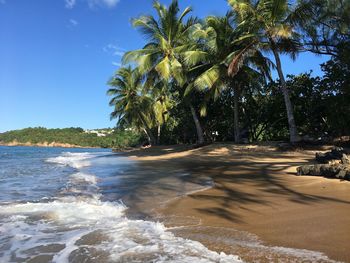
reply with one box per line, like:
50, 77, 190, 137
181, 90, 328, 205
124, 143, 350, 262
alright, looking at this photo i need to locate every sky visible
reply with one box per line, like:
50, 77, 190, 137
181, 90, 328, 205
0, 0, 330, 132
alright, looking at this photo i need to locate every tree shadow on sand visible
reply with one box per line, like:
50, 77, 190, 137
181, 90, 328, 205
111, 144, 350, 223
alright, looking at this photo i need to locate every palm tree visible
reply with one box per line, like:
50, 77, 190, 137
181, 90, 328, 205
107, 66, 156, 144
184, 15, 271, 142
123, 0, 205, 144
149, 78, 174, 144
228, 0, 308, 143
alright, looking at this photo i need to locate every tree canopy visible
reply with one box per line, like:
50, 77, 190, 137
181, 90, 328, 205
107, 0, 350, 145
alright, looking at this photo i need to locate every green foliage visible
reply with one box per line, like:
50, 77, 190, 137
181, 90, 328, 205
107, 0, 350, 144
0, 127, 142, 148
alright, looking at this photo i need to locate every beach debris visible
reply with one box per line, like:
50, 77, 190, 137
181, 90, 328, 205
297, 147, 350, 180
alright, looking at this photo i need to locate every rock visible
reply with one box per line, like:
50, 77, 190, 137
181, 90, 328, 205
297, 163, 349, 180
297, 164, 336, 176
315, 147, 345, 164
335, 168, 350, 180
297, 146, 350, 181
341, 154, 350, 165
297, 165, 314, 175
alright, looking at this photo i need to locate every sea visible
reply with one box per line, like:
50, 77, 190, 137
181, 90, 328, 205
0, 146, 340, 263
0, 146, 241, 263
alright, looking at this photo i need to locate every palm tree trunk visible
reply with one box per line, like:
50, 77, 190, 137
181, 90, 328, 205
145, 126, 156, 145
142, 128, 152, 144
139, 114, 156, 145
157, 123, 161, 145
271, 48, 299, 143
233, 85, 241, 143
189, 103, 204, 144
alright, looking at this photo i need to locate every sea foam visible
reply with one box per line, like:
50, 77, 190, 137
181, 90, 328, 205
45, 152, 102, 169
0, 197, 242, 263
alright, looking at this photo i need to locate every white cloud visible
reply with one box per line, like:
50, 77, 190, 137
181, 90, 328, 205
112, 61, 121, 67
88, 0, 120, 8
103, 44, 125, 57
69, 19, 78, 26
65, 0, 119, 9
113, 50, 124, 57
65, 0, 76, 9
103, 0, 120, 7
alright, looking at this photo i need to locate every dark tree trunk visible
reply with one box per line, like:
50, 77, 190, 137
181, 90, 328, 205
189, 103, 204, 144
233, 85, 241, 143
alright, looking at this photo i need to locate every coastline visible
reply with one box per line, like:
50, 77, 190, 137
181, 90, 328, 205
0, 141, 103, 149
124, 143, 350, 262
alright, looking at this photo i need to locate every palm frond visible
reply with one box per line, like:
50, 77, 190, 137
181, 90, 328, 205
194, 65, 221, 91
183, 50, 209, 67
228, 41, 257, 76
155, 56, 171, 80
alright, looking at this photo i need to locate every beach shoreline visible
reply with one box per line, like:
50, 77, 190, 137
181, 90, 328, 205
124, 143, 350, 262
0, 141, 104, 149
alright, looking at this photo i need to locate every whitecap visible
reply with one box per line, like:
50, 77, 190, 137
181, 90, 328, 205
46, 152, 99, 169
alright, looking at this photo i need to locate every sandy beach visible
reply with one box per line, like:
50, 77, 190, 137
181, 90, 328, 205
125, 143, 350, 262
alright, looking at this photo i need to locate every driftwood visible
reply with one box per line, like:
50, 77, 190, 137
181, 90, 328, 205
297, 147, 350, 180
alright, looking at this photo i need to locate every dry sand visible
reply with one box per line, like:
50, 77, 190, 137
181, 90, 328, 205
124, 143, 350, 262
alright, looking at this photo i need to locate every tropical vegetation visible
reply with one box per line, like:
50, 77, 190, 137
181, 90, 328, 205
107, 0, 349, 145
0, 127, 141, 148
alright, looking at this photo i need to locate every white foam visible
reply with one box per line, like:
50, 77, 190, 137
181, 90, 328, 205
46, 152, 101, 169
0, 198, 242, 263
0, 198, 125, 226
105, 220, 242, 263
172, 226, 341, 263
69, 172, 98, 184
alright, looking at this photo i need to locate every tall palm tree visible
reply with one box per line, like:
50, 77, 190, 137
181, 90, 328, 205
123, 0, 205, 144
184, 15, 271, 142
107, 66, 156, 144
228, 0, 308, 143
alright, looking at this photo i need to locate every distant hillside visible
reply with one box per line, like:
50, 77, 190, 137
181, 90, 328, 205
0, 127, 141, 148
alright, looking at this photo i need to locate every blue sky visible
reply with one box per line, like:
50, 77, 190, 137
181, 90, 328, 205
0, 0, 329, 132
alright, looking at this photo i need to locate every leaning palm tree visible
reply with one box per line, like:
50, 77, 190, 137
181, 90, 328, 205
123, 0, 205, 144
107, 66, 156, 144
184, 14, 271, 142
228, 0, 310, 143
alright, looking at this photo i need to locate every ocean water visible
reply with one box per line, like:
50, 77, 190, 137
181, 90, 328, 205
0, 146, 242, 263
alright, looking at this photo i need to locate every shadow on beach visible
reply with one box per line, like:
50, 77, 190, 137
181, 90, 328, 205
112, 143, 350, 262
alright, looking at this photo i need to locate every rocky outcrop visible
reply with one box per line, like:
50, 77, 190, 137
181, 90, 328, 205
297, 147, 350, 180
